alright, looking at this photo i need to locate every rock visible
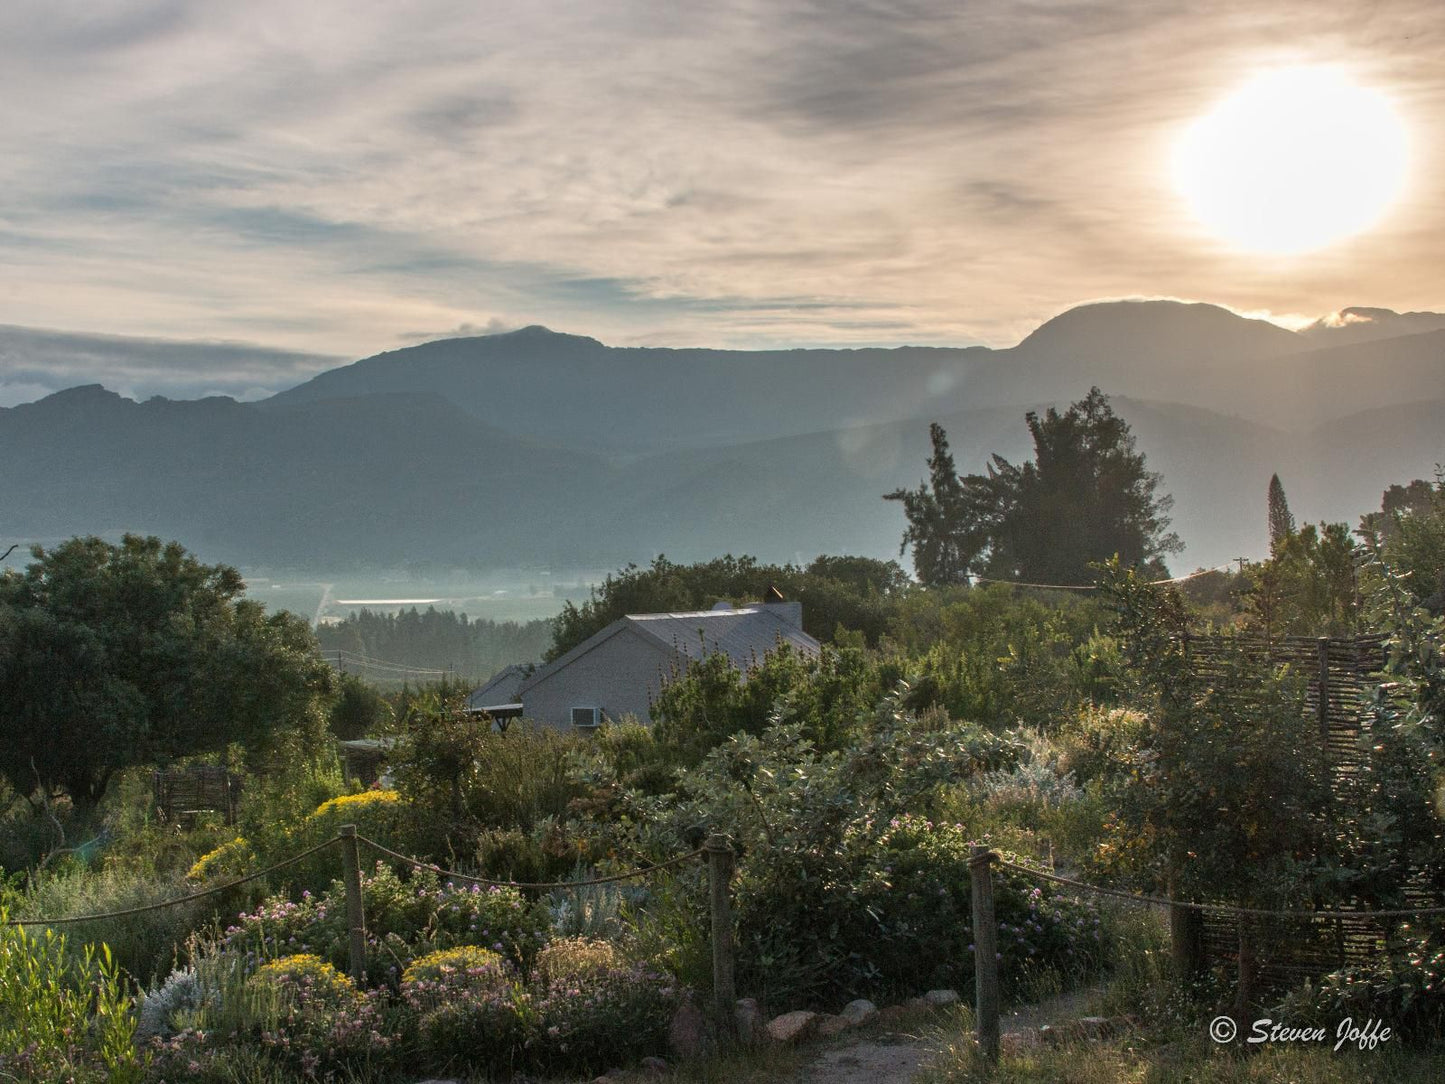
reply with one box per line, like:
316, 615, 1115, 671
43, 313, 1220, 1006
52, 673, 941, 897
767, 1010, 820, 1043
874, 1003, 917, 1027
735, 997, 763, 1045
640, 1055, 668, 1075
839, 998, 878, 1027
669, 997, 710, 1058
816, 1014, 851, 1038
924, 988, 961, 1007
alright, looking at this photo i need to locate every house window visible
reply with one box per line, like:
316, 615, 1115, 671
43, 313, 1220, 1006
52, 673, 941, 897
570, 706, 602, 728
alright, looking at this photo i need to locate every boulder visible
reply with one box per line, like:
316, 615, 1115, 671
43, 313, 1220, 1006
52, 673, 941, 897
816, 1014, 851, 1038
924, 989, 961, 1007
668, 997, 710, 1058
767, 1010, 820, 1043
640, 1055, 669, 1075
839, 999, 878, 1027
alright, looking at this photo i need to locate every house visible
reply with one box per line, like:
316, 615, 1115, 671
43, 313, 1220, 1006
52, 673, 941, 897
464, 663, 531, 731
470, 596, 820, 732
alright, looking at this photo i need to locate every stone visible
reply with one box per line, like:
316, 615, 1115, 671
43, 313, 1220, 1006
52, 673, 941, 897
874, 1003, 918, 1027
640, 1055, 669, 1075
839, 998, 878, 1027
924, 988, 961, 1007
816, 1013, 850, 1038
669, 996, 711, 1058
735, 997, 763, 1045
767, 1009, 820, 1044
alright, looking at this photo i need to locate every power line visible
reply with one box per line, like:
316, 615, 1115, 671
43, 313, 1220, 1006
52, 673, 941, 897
969, 563, 1235, 592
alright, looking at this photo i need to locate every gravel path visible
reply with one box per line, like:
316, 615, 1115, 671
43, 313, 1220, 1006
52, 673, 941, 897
789, 990, 1102, 1084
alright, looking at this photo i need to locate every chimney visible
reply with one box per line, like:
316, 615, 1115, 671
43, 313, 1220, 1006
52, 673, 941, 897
761, 585, 803, 630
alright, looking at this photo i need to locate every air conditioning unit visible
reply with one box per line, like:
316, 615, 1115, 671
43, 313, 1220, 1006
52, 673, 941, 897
570, 706, 602, 728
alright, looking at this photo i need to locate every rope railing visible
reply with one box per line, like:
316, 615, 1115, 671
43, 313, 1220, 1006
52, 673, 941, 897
970, 563, 1234, 592
994, 856, 1445, 919
2, 832, 712, 928
356, 833, 708, 890
1, 837, 342, 927
0, 825, 737, 1007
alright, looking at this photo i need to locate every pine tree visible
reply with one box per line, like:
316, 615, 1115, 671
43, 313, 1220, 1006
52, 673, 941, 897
1267, 473, 1295, 554
883, 423, 982, 585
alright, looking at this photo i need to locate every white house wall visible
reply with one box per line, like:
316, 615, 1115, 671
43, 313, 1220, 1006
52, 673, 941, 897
521, 626, 678, 731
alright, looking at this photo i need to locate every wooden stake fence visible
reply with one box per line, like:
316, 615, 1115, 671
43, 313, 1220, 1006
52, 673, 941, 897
339, 824, 367, 983
970, 845, 1000, 1064
707, 834, 737, 1033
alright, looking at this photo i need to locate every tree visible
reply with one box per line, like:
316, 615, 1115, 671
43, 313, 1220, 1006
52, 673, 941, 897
1245, 522, 1360, 638
882, 424, 983, 586
546, 553, 909, 660
1267, 473, 1295, 554
886, 389, 1182, 586
0, 535, 335, 810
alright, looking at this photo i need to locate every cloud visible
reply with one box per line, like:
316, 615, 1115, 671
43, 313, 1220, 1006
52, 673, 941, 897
0, 324, 341, 405
396, 318, 519, 343
0, 0, 1441, 361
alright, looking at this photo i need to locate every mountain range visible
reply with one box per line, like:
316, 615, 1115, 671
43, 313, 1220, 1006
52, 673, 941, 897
1, 299, 1441, 575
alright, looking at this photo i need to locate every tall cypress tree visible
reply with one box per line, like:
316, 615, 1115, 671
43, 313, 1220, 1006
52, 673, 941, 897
1267, 473, 1295, 554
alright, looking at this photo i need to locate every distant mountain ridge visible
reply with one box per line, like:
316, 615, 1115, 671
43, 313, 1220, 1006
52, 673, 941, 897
2, 298, 1441, 573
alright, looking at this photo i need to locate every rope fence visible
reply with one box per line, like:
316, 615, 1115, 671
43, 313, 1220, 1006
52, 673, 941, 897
1, 837, 343, 927
994, 857, 1445, 919
356, 834, 708, 890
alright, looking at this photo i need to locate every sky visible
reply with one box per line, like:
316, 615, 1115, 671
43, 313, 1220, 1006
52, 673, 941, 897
2, 0, 1442, 404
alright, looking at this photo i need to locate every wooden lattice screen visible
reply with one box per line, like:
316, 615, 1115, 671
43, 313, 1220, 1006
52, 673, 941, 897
1180, 633, 1441, 986
151, 765, 242, 826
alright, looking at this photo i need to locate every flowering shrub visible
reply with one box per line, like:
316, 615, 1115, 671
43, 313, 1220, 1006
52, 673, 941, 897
304, 790, 404, 837
221, 862, 549, 985
531, 936, 621, 987
401, 946, 530, 1069
185, 837, 255, 883
246, 955, 395, 1077
531, 936, 682, 1075
530, 945, 681, 1075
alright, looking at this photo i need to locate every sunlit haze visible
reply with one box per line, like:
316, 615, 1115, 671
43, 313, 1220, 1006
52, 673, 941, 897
1172, 66, 1410, 255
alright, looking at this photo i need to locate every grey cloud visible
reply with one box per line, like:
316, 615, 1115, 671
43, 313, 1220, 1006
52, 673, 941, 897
0, 325, 341, 405
0, 0, 1442, 362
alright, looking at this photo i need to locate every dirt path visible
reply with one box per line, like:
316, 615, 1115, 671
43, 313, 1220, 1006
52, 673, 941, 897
790, 990, 1102, 1084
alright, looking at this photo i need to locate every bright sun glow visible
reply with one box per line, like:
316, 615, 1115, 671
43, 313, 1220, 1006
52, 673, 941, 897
1172, 66, 1409, 255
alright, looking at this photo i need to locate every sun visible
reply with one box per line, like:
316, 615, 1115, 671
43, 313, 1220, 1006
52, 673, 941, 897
1172, 66, 1409, 255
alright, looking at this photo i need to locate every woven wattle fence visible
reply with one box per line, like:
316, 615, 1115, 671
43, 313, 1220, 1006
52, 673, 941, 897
1181, 632, 1440, 987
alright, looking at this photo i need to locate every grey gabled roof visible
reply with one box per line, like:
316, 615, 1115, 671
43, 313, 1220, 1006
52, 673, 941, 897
467, 663, 533, 712
516, 604, 819, 697
627, 607, 818, 671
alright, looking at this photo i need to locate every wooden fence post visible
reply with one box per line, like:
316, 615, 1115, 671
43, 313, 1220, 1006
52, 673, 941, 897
706, 834, 736, 1031
1169, 898, 1205, 980
970, 845, 1000, 1064
339, 825, 367, 984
